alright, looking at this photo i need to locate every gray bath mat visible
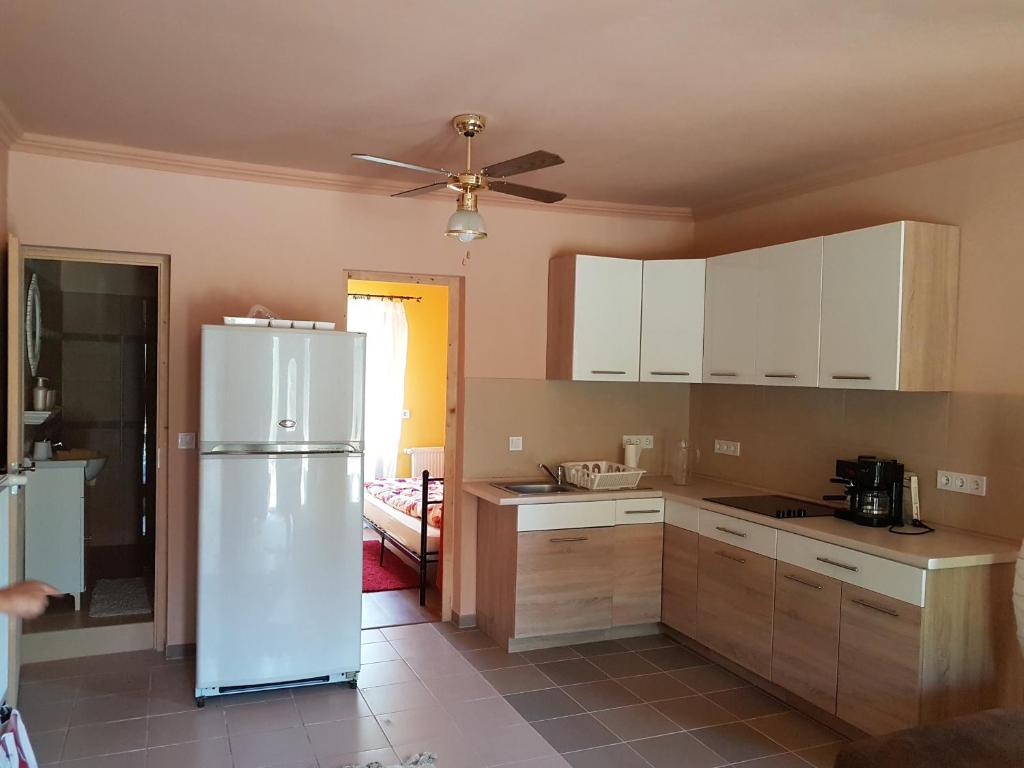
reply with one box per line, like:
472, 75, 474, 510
89, 577, 152, 618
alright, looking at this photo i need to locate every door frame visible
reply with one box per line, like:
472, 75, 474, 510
12, 244, 171, 652
341, 269, 465, 623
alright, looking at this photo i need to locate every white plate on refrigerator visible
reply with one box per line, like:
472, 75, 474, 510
224, 316, 270, 327
292, 320, 315, 330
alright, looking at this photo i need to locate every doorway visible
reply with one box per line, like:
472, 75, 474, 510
9, 244, 169, 663
343, 271, 463, 630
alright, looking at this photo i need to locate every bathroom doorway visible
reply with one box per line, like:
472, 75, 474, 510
9, 244, 169, 662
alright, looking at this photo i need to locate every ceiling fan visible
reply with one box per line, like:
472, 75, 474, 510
353, 113, 566, 242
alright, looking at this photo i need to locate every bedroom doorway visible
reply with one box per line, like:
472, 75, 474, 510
346, 275, 450, 629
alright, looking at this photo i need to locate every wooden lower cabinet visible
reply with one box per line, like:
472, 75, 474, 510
771, 562, 841, 713
696, 536, 775, 679
612, 523, 663, 626
515, 527, 614, 638
661, 524, 698, 636
837, 583, 922, 735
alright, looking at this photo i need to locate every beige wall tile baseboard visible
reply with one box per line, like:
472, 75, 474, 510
164, 642, 196, 660
690, 385, 1024, 540
463, 378, 691, 479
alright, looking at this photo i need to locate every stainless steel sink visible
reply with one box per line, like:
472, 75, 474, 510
494, 482, 578, 495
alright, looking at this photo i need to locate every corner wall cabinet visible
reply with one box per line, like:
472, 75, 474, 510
661, 510, 1014, 736
547, 221, 959, 391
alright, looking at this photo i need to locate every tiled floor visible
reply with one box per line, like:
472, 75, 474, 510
362, 588, 440, 630
18, 624, 845, 767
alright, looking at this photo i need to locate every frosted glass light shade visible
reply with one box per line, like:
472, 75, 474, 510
445, 209, 487, 241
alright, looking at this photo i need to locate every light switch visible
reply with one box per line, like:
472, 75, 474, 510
509, 436, 523, 452
178, 432, 196, 450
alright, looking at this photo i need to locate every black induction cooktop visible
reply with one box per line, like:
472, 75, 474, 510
704, 495, 840, 519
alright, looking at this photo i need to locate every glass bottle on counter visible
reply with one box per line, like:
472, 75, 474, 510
670, 440, 691, 486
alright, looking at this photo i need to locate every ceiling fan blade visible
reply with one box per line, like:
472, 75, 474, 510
391, 182, 450, 198
352, 154, 449, 176
488, 180, 566, 204
483, 150, 564, 179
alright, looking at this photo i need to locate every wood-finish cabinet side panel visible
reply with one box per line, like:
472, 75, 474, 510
475, 500, 518, 650
613, 522, 663, 626
546, 254, 576, 380
696, 536, 775, 679
515, 526, 614, 638
899, 222, 960, 392
920, 563, 1020, 721
662, 524, 698, 636
837, 583, 922, 735
771, 562, 841, 713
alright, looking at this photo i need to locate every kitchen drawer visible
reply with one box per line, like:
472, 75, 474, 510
777, 531, 926, 607
664, 498, 700, 533
615, 498, 664, 525
515, 527, 614, 638
699, 508, 777, 558
517, 501, 616, 532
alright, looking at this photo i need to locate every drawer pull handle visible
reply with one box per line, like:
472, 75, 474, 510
763, 373, 797, 379
831, 374, 872, 381
649, 371, 690, 376
550, 536, 588, 543
715, 525, 748, 538
591, 370, 626, 375
816, 556, 859, 572
850, 598, 899, 617
783, 574, 823, 590
708, 371, 738, 377
715, 550, 746, 565
625, 509, 661, 515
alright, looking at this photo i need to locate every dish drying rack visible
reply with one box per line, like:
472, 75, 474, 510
561, 461, 645, 491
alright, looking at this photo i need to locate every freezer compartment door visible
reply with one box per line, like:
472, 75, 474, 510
197, 453, 363, 690
201, 326, 365, 445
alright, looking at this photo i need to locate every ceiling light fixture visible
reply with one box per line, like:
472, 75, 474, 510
445, 191, 487, 242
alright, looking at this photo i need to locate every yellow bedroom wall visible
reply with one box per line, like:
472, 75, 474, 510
349, 279, 448, 477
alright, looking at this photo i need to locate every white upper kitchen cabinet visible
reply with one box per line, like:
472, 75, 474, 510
702, 248, 759, 384
640, 259, 706, 383
547, 254, 643, 381
755, 238, 823, 387
818, 221, 959, 391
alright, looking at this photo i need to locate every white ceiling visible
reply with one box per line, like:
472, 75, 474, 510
2, 0, 1024, 211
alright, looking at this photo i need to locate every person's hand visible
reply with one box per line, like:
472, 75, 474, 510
0, 581, 60, 619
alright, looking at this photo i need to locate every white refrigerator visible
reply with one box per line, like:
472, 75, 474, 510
195, 324, 365, 705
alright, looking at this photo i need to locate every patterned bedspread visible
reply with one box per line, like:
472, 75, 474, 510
365, 477, 444, 528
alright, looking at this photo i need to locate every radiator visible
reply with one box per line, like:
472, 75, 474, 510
405, 446, 445, 478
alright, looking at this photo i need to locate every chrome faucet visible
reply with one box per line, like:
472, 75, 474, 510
539, 463, 566, 485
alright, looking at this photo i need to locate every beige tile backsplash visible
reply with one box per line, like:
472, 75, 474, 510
464, 378, 690, 480
690, 385, 1024, 541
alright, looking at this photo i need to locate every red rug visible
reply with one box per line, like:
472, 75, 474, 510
363, 539, 419, 593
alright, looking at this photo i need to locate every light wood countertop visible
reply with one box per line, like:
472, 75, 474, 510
464, 474, 1020, 570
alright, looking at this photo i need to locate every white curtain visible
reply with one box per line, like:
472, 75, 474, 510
347, 298, 409, 479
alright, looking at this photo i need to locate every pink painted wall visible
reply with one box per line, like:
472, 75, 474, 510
7, 152, 694, 645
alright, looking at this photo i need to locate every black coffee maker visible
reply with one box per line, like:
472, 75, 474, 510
825, 456, 904, 527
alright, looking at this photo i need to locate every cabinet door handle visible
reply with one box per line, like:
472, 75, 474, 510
715, 550, 746, 565
625, 509, 661, 515
708, 371, 738, 377
549, 536, 588, 543
850, 598, 899, 617
783, 573, 823, 590
816, 556, 859, 572
591, 370, 626, 375
763, 373, 797, 379
831, 374, 872, 381
649, 371, 690, 376
715, 525, 748, 538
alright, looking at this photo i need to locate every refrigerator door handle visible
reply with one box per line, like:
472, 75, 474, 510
202, 442, 363, 456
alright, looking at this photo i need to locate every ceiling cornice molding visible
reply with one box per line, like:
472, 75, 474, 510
693, 116, 1024, 220
0, 97, 24, 148
11, 133, 693, 222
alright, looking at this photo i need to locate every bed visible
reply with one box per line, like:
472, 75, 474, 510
362, 471, 442, 605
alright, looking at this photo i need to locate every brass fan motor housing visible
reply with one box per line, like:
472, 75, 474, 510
452, 113, 487, 138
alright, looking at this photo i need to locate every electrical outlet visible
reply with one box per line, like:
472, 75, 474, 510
177, 432, 196, 450
622, 435, 655, 449
936, 470, 987, 497
508, 436, 523, 452
714, 439, 741, 457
